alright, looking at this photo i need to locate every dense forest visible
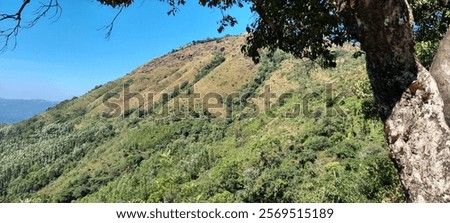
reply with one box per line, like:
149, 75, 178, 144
0, 36, 404, 203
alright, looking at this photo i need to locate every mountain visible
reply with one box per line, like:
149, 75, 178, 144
0, 98, 58, 123
0, 35, 405, 203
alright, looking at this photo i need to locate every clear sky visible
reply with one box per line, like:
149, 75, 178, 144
0, 1, 253, 101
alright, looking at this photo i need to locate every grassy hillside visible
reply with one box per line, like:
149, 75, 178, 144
0, 99, 57, 123
0, 36, 405, 203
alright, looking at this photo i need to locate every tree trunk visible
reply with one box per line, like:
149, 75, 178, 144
430, 29, 450, 126
348, 0, 450, 202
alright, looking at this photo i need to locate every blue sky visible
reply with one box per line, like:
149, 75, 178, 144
0, 1, 253, 101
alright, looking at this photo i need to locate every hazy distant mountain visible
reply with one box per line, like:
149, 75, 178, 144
0, 98, 58, 123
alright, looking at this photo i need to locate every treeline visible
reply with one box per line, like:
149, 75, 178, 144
0, 122, 116, 202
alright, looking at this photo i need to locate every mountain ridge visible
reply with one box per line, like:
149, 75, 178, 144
0, 98, 58, 123
0, 35, 405, 203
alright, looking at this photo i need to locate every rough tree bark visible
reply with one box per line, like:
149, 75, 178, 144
344, 0, 450, 202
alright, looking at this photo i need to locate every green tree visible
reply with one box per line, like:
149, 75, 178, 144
2, 0, 450, 202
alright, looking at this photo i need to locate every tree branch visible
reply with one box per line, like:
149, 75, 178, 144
430, 27, 450, 125
99, 5, 125, 39
0, 0, 61, 52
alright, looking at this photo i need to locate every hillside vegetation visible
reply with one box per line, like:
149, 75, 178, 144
0, 36, 405, 203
